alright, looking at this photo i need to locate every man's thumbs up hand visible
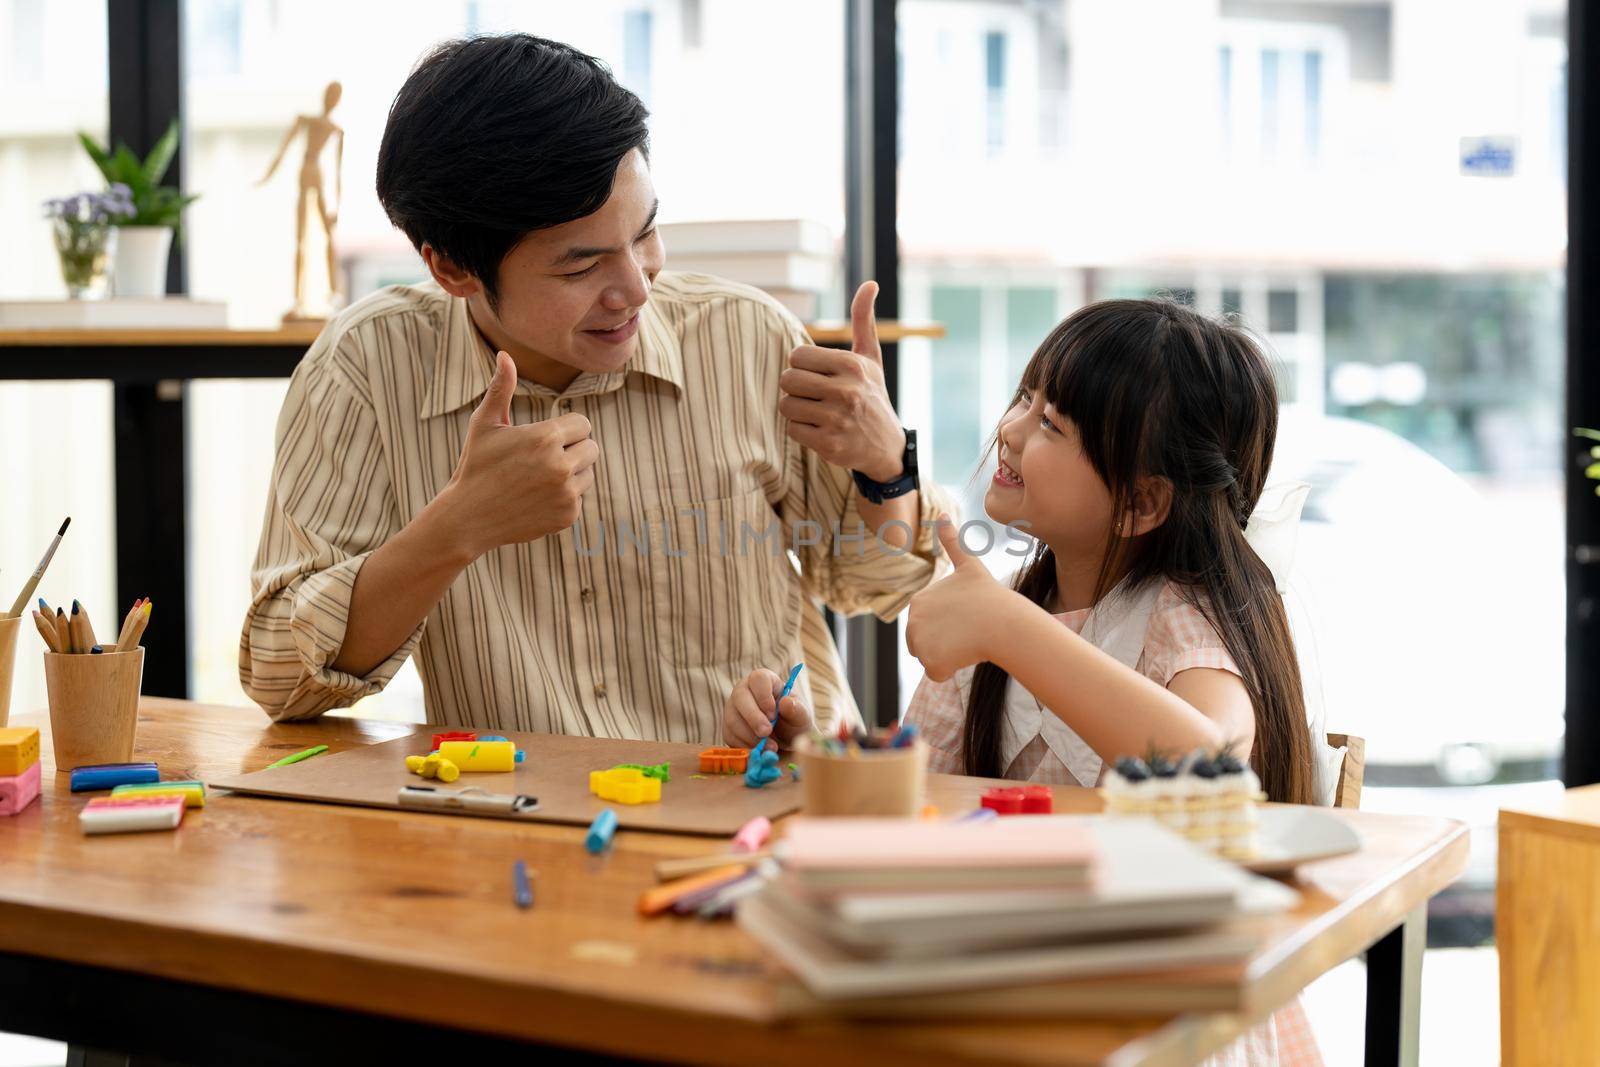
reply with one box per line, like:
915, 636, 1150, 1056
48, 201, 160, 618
780, 281, 907, 484
444, 351, 601, 560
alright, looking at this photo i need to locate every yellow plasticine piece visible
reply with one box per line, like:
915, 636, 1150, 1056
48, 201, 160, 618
434, 758, 460, 783
437, 740, 516, 773
588, 767, 661, 805
406, 755, 427, 774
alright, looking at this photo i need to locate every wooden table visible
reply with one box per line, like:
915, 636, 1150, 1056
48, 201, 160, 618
1498, 785, 1600, 1065
0, 700, 1466, 1067
0, 321, 945, 702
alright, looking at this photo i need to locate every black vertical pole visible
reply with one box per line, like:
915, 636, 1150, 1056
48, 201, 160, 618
844, 0, 903, 726
107, 0, 190, 698
1569, 0, 1600, 787
107, 0, 186, 295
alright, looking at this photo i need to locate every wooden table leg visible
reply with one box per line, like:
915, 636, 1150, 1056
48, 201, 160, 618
1365, 903, 1426, 1067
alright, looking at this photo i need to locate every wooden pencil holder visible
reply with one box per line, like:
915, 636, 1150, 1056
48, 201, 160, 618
0, 615, 19, 728
796, 737, 928, 817
43, 648, 144, 771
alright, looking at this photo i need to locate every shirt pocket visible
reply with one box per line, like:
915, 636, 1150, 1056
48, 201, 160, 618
646, 487, 798, 667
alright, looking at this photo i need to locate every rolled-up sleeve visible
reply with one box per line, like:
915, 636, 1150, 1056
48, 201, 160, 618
238, 338, 423, 720
768, 312, 955, 620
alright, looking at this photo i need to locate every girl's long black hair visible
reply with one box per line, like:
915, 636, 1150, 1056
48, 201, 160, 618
962, 299, 1315, 805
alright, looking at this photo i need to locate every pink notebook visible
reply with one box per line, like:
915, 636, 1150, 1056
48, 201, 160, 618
782, 816, 1098, 871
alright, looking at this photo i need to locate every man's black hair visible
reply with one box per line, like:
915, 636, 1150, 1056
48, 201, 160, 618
376, 34, 650, 306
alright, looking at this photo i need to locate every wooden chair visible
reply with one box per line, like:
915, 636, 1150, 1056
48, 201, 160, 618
1326, 733, 1366, 809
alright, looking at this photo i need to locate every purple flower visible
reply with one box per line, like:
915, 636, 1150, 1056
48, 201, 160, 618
42, 185, 136, 224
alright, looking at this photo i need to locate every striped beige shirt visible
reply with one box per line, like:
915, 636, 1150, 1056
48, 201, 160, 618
241, 272, 949, 740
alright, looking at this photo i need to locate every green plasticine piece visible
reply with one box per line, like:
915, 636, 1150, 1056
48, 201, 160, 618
613, 762, 671, 782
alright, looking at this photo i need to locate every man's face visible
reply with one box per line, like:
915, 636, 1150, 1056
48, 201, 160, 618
477, 150, 664, 380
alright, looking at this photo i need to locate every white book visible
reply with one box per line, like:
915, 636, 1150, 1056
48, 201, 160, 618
659, 218, 834, 257
0, 298, 229, 329
771, 820, 1284, 958
763, 288, 819, 321
738, 890, 1260, 1000
666, 253, 834, 293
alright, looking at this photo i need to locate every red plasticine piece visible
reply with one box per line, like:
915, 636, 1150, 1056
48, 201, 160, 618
431, 731, 477, 750
980, 787, 1024, 815
980, 786, 1055, 815
1019, 785, 1054, 814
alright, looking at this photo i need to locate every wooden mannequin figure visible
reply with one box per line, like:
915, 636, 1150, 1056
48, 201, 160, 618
259, 81, 345, 322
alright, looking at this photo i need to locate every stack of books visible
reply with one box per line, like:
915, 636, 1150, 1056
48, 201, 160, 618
737, 815, 1296, 1017
659, 219, 835, 320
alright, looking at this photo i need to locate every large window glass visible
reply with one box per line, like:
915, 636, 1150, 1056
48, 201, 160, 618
896, 0, 1564, 1058
183, 0, 847, 716
0, 0, 116, 718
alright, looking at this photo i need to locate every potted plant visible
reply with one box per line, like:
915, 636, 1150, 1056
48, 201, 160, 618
78, 119, 198, 298
41, 184, 135, 299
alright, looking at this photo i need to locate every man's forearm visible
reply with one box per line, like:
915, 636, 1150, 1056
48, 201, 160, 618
330, 489, 477, 677
856, 490, 920, 550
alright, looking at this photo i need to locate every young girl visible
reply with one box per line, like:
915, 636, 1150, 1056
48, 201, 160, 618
900, 297, 1315, 804
724, 299, 1323, 1066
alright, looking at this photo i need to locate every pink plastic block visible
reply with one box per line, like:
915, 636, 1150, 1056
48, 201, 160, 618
0, 761, 42, 816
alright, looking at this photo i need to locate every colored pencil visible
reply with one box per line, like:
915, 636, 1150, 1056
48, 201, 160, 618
131, 600, 152, 648
69, 600, 98, 653
115, 598, 146, 652
53, 607, 70, 653
31, 611, 60, 653
7, 518, 69, 619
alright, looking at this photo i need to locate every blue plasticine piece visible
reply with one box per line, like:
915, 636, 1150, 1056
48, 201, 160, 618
515, 750, 525, 763
69, 762, 160, 793
744, 745, 783, 789
585, 808, 618, 854
480, 735, 508, 742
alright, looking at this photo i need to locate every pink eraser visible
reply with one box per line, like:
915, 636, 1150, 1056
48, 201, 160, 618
0, 762, 41, 816
731, 815, 772, 854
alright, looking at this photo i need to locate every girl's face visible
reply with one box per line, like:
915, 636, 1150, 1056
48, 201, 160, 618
985, 389, 1117, 561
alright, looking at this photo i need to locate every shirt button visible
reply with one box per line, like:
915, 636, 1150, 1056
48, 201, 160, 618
593, 683, 607, 699
580, 587, 594, 602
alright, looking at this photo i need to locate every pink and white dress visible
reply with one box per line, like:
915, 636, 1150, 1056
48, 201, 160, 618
904, 577, 1323, 1067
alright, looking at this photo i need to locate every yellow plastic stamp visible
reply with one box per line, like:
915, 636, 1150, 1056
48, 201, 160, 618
588, 766, 661, 805
406, 752, 460, 783
436, 740, 515, 773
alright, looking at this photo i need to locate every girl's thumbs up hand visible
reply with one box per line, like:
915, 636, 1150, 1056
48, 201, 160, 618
905, 516, 1026, 682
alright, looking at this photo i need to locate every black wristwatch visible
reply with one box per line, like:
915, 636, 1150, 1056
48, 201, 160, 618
852, 429, 920, 504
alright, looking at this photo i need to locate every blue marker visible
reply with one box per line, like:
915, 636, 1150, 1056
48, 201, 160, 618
585, 808, 618, 854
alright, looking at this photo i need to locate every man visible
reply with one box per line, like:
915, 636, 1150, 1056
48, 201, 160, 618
240, 34, 949, 741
